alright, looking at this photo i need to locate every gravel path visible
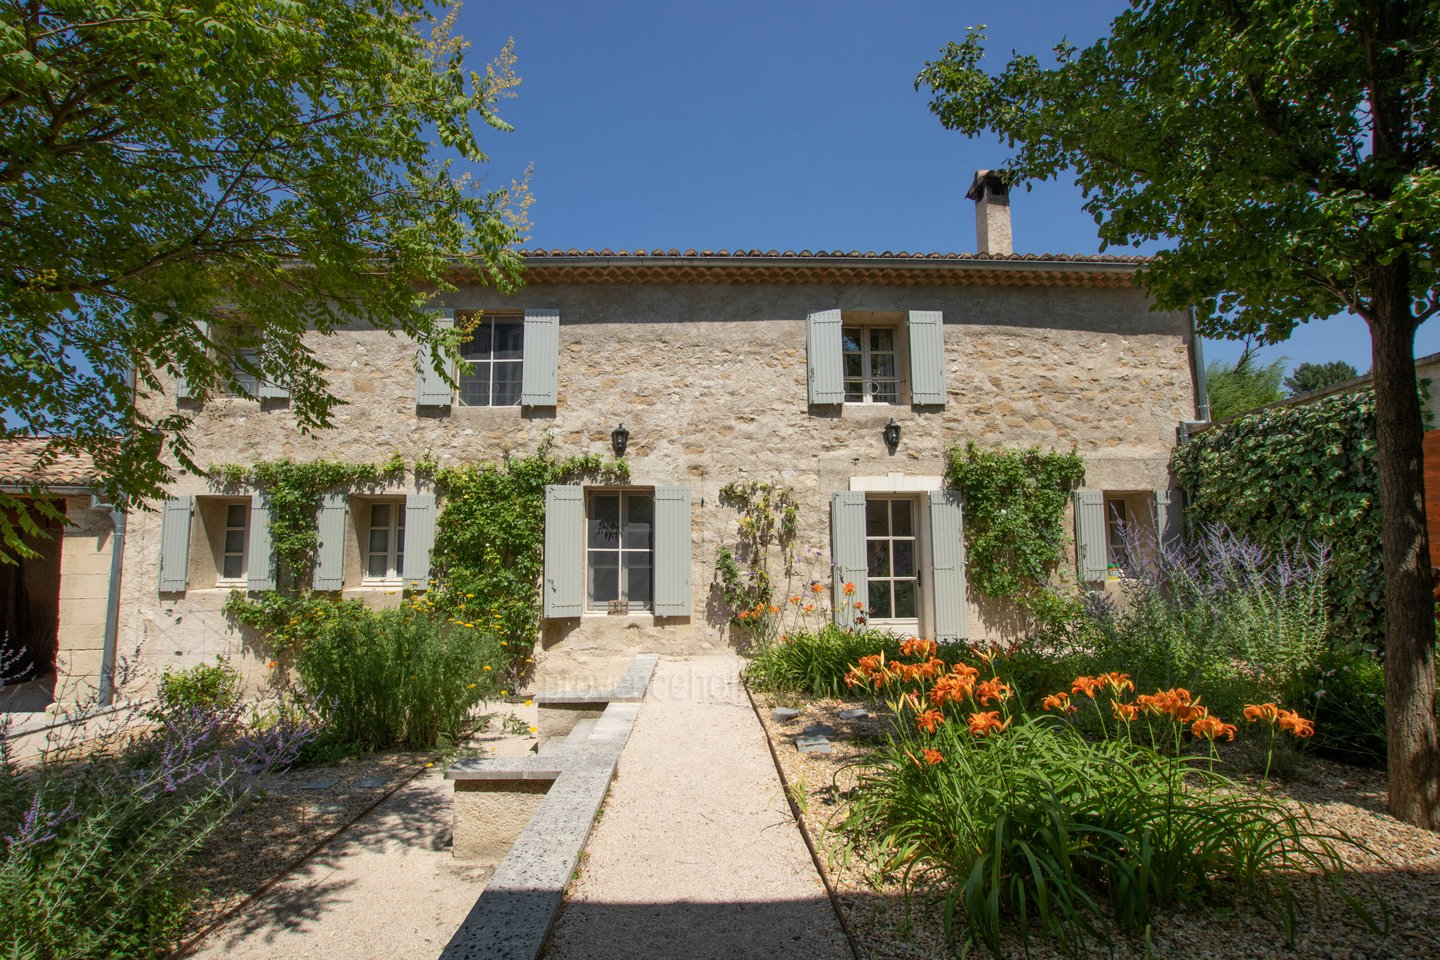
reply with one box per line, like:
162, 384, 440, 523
545, 655, 851, 960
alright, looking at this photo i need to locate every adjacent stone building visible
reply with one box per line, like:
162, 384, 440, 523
118, 175, 1206, 694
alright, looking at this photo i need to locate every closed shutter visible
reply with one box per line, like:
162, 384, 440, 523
907, 310, 947, 405
158, 496, 193, 592
652, 486, 692, 616
520, 308, 559, 406
175, 320, 209, 402
1074, 490, 1108, 582
312, 492, 347, 591
806, 309, 844, 405
927, 489, 969, 640
247, 493, 276, 592
543, 485, 583, 618
415, 310, 454, 407
1154, 488, 1184, 548
830, 492, 868, 623
402, 494, 437, 588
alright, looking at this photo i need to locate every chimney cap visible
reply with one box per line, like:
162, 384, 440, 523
966, 169, 1010, 203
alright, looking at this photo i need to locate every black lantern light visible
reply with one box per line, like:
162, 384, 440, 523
883, 418, 901, 452
611, 423, 630, 457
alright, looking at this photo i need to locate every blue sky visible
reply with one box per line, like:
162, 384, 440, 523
460, 0, 1438, 375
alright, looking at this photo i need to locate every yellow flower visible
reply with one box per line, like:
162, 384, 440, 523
425, 762, 433, 768
482, 665, 492, 672
524, 699, 533, 707
466, 683, 477, 689
500, 690, 509, 696
528, 726, 537, 734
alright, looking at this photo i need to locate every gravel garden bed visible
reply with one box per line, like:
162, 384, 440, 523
753, 690, 1440, 960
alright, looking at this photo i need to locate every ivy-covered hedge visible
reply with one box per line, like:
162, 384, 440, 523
1170, 391, 1382, 648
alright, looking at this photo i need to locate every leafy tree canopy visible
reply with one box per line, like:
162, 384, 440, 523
1284, 360, 1362, 397
1206, 352, 1285, 420
0, 0, 527, 522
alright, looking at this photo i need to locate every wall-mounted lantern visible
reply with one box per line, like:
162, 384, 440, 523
883, 419, 901, 453
611, 423, 630, 457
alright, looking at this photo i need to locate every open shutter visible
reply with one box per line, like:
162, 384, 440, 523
402, 494, 437, 588
806, 309, 844, 405
246, 494, 276, 592
907, 310, 947, 405
158, 496, 193, 592
415, 310, 454, 407
1154, 488, 1184, 547
520, 308, 559, 406
830, 492, 867, 622
312, 492, 347, 591
1074, 490, 1108, 582
927, 489, 969, 640
652, 486, 692, 616
175, 320, 209, 402
543, 485, 583, 618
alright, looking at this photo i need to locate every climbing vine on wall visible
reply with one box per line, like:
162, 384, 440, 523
714, 480, 799, 641
944, 443, 1086, 608
1171, 390, 1382, 648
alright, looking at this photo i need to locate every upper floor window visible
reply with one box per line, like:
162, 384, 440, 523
458, 313, 524, 407
843, 324, 902, 404
221, 324, 261, 397
364, 500, 407, 582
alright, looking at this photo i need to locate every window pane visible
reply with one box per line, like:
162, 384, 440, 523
893, 539, 915, 577
222, 555, 243, 580
623, 553, 652, 605
368, 528, 389, 554
843, 353, 863, 379
891, 500, 914, 537
493, 361, 523, 406
589, 495, 620, 548
367, 554, 389, 579
894, 580, 918, 619
224, 529, 245, 554
867, 540, 890, 577
588, 552, 619, 603
869, 580, 892, 619
865, 500, 889, 537
844, 381, 864, 402
370, 503, 390, 528
870, 352, 896, 380
842, 329, 862, 353
462, 319, 491, 357
458, 364, 490, 406
493, 321, 523, 360
869, 328, 895, 351
625, 494, 653, 550
871, 382, 898, 404
226, 504, 247, 527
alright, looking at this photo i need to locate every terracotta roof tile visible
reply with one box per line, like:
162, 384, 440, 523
0, 438, 96, 488
518, 248, 1150, 263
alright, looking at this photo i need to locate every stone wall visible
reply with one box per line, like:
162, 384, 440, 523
54, 497, 118, 702
125, 278, 1197, 691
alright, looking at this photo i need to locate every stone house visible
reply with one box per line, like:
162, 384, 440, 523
114, 173, 1206, 694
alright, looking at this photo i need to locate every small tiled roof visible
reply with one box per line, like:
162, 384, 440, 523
490, 248, 1150, 288
0, 438, 96, 488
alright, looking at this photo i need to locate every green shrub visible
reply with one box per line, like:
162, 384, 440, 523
293, 598, 503, 750
150, 657, 241, 722
1285, 644, 1437, 768
744, 625, 909, 698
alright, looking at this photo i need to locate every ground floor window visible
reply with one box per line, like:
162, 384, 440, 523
587, 490, 653, 612
1105, 496, 1129, 575
365, 501, 407, 582
219, 501, 249, 583
866, 496, 918, 621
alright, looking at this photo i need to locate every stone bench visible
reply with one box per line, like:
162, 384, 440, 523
440, 654, 658, 960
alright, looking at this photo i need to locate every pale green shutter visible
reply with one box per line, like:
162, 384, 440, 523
257, 377, 289, 400
402, 494, 437, 588
652, 486, 692, 616
927, 489, 969, 640
544, 485, 583, 618
1074, 490, 1108, 581
807, 309, 844, 405
158, 496, 192, 592
520, 308, 559, 407
830, 492, 867, 622
1154, 488, 1183, 547
246, 493, 276, 592
907, 310, 947, 405
415, 311, 454, 407
312, 492, 347, 591
175, 320, 209, 402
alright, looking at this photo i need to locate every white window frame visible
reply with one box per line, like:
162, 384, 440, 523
362, 499, 407, 584
216, 323, 262, 398
842, 323, 906, 405
457, 311, 524, 407
585, 489, 655, 614
864, 494, 922, 628
216, 500, 249, 586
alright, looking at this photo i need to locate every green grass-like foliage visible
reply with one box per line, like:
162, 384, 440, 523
745, 625, 909, 698
293, 599, 503, 750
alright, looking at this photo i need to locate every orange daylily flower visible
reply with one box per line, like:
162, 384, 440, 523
1071, 675, 1103, 698
951, 662, 980, 682
1112, 701, 1140, 722
975, 677, 1011, 706
968, 711, 1010, 736
1103, 672, 1135, 695
1243, 703, 1281, 723
1041, 692, 1075, 713
916, 709, 945, 734
811, 582, 825, 594
1277, 710, 1315, 738
843, 581, 857, 597
803, 603, 815, 613
900, 637, 939, 660
930, 673, 975, 707
922, 748, 944, 765
1191, 715, 1238, 741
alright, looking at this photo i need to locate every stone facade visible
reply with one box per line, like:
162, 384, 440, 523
122, 254, 1200, 692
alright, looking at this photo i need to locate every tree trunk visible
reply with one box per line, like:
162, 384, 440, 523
1369, 257, 1440, 830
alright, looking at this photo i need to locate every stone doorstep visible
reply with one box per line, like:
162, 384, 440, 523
439, 657, 653, 960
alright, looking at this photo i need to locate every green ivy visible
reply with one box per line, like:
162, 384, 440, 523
944, 443, 1086, 607
430, 441, 627, 678
1171, 390, 1383, 648
714, 480, 799, 640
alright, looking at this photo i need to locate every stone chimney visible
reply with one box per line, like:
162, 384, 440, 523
966, 169, 1012, 255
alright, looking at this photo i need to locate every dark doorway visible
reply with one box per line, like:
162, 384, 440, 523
1, 501, 63, 703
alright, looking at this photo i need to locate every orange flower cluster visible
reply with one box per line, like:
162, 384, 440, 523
735, 600, 773, 623
1112, 701, 1140, 722
900, 637, 938, 659
929, 663, 980, 706
1071, 672, 1134, 698
975, 677, 1011, 706
1191, 715, 1238, 741
1244, 702, 1315, 737
1042, 691, 1076, 714
968, 711, 1010, 736
845, 648, 947, 690
1136, 688, 1208, 723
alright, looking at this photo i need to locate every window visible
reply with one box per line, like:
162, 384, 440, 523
586, 490, 653, 612
1105, 497, 1129, 575
458, 312, 524, 407
218, 502, 248, 583
865, 497, 919, 621
220, 324, 261, 397
364, 501, 407, 582
843, 325, 902, 404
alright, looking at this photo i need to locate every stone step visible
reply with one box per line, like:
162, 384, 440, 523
537, 718, 599, 758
